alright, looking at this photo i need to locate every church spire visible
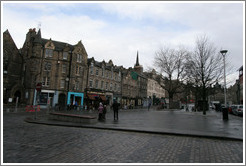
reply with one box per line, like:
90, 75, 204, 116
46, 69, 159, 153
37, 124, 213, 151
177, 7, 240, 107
134, 50, 143, 74
135, 51, 140, 67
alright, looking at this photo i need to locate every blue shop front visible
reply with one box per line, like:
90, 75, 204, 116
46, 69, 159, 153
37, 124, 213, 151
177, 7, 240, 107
67, 92, 84, 109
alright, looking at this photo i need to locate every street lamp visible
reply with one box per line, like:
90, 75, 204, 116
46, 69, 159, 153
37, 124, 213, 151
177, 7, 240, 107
220, 50, 228, 107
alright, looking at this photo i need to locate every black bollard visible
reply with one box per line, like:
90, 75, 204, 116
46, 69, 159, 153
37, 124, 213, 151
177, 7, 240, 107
222, 107, 229, 120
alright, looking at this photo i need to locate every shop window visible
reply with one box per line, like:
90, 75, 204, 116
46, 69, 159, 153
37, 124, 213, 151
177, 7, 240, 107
39, 93, 48, 105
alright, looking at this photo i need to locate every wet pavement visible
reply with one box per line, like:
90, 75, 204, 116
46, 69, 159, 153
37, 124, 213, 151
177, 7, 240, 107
25, 108, 243, 140
3, 108, 244, 163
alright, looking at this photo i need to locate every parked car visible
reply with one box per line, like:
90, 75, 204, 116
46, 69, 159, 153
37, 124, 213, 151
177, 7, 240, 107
231, 105, 243, 116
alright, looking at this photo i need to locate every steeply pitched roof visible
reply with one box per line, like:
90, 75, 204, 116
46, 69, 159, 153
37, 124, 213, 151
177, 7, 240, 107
41, 38, 74, 51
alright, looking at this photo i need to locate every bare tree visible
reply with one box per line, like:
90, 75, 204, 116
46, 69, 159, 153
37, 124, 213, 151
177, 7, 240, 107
185, 35, 224, 115
154, 46, 188, 108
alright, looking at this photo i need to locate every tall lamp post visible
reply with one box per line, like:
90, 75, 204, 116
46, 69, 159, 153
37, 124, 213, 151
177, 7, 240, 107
220, 50, 228, 107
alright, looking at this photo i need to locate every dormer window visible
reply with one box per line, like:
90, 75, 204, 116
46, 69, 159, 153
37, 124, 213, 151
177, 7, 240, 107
90, 63, 94, 75
118, 72, 121, 81
111, 68, 113, 79
102, 66, 105, 77
63, 52, 68, 60
45, 49, 53, 58
77, 54, 82, 63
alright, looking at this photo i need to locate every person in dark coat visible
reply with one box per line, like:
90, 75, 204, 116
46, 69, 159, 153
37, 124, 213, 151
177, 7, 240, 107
103, 104, 107, 120
112, 100, 120, 120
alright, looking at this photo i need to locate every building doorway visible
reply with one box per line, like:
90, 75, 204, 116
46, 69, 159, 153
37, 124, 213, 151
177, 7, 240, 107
14, 90, 21, 103
58, 93, 66, 110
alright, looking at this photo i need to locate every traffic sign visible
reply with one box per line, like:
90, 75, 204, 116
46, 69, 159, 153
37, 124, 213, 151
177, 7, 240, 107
36, 82, 42, 91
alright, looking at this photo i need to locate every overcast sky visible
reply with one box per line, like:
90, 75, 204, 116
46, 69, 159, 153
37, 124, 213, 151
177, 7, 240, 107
2, 1, 244, 86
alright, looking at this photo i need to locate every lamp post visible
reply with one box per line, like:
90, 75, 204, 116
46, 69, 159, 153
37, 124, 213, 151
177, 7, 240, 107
220, 50, 229, 120
220, 50, 228, 107
236, 79, 240, 104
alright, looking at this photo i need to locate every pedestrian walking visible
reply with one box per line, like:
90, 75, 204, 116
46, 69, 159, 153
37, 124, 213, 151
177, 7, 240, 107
98, 102, 104, 121
148, 101, 151, 111
74, 101, 78, 110
103, 104, 107, 120
112, 100, 120, 120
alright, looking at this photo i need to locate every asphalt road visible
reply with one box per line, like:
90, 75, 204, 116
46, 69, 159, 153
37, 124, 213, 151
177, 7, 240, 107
2, 112, 243, 163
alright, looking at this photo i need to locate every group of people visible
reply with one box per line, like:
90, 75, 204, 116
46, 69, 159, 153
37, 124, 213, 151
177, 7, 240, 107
98, 100, 120, 121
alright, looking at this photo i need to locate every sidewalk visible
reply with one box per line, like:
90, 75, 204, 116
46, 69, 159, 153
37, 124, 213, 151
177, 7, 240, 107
24, 108, 243, 141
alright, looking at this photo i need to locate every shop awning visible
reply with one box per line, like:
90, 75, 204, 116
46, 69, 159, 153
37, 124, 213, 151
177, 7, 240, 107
87, 94, 95, 100
100, 95, 107, 101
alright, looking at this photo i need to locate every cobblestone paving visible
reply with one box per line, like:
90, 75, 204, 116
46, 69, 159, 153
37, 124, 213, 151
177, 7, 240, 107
3, 112, 243, 163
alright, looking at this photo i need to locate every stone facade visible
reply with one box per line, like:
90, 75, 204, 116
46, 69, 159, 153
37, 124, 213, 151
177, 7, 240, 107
145, 69, 166, 105
121, 52, 148, 108
147, 78, 166, 99
3, 30, 24, 104
121, 68, 138, 108
21, 28, 88, 108
86, 58, 122, 109
3, 28, 163, 109
238, 66, 243, 104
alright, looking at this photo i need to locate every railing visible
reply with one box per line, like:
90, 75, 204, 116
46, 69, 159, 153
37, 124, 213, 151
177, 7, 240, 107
25, 105, 40, 112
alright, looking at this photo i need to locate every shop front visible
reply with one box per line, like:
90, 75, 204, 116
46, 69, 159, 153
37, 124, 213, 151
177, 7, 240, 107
122, 96, 136, 109
35, 90, 55, 108
113, 93, 122, 104
67, 92, 84, 109
105, 92, 113, 106
85, 91, 107, 110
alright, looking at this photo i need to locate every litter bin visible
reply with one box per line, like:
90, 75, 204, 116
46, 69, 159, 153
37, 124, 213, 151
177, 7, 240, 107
222, 107, 228, 120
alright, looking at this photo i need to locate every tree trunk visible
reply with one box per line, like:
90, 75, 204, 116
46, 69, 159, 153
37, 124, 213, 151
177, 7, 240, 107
169, 93, 174, 109
202, 86, 207, 115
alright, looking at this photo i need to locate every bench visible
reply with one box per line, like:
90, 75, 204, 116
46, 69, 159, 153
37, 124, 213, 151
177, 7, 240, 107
49, 112, 97, 124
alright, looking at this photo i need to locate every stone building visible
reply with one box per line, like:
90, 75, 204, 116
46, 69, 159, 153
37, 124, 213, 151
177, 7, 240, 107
3, 30, 24, 104
238, 66, 243, 104
121, 52, 148, 108
21, 28, 88, 108
86, 58, 122, 109
145, 69, 166, 105
121, 68, 138, 108
133, 52, 148, 107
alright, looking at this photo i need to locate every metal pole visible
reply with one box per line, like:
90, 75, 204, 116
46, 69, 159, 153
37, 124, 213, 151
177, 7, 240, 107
223, 54, 226, 107
220, 50, 228, 107
15, 97, 19, 113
